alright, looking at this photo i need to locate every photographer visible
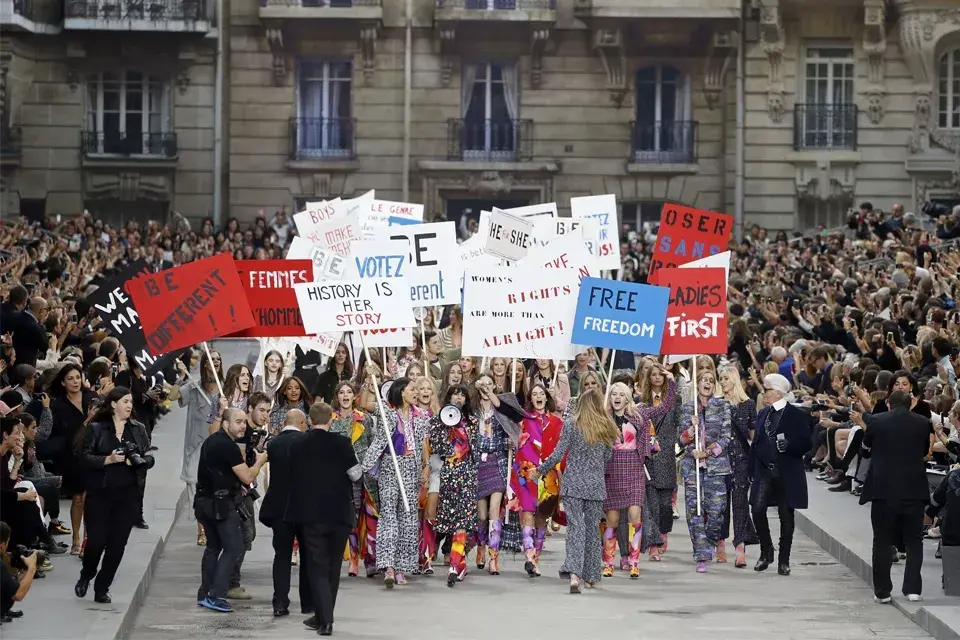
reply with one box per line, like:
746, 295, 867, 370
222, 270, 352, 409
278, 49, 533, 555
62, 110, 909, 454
195, 407, 267, 614
0, 521, 37, 623
116, 358, 163, 530
74, 387, 155, 604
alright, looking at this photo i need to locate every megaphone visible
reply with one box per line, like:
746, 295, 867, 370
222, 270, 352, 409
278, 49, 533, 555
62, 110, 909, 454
439, 404, 462, 427
379, 380, 393, 401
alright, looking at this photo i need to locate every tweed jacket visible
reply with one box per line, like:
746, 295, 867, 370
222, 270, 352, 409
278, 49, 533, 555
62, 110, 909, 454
679, 396, 733, 477
537, 417, 613, 502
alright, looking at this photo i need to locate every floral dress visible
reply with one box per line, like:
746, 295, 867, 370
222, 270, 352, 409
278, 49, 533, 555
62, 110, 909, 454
507, 410, 563, 514
429, 414, 479, 534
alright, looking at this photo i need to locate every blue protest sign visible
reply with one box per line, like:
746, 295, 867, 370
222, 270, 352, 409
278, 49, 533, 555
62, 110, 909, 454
571, 277, 670, 353
388, 216, 420, 227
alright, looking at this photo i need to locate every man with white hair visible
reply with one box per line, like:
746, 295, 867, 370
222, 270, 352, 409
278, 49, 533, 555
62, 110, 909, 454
749, 373, 813, 576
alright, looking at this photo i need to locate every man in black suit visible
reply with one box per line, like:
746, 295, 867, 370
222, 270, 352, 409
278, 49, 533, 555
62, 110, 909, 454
0, 285, 28, 337
284, 402, 359, 637
853, 390, 931, 604
259, 408, 310, 618
10, 297, 48, 369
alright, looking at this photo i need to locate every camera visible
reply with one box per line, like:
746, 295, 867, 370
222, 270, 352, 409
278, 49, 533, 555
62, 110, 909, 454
920, 201, 950, 218
117, 441, 153, 469
250, 428, 272, 453
10, 545, 46, 570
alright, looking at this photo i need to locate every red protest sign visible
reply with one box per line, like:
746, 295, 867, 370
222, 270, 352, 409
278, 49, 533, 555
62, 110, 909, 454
127, 253, 255, 356
228, 259, 314, 338
657, 267, 727, 356
648, 204, 733, 284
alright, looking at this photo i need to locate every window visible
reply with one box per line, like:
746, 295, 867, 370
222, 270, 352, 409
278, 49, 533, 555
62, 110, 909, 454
633, 66, 694, 163
464, 0, 521, 8
460, 62, 519, 159
799, 199, 847, 231
798, 47, 857, 149
85, 71, 170, 155
938, 49, 960, 129
296, 61, 353, 157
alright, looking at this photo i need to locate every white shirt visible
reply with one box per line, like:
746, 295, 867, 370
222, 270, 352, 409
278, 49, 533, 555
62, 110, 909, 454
771, 398, 788, 411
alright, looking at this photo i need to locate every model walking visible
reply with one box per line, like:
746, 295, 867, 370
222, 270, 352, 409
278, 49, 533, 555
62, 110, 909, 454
717, 365, 759, 567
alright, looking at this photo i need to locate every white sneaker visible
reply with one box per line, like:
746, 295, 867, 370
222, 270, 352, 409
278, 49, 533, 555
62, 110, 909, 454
874, 596, 892, 604
906, 594, 922, 602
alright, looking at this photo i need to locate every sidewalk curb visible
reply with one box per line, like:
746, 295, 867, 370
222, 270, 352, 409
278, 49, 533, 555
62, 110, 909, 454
796, 510, 960, 640
114, 487, 188, 640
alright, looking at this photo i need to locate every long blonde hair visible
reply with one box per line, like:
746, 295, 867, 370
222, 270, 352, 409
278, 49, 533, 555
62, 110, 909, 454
577, 370, 603, 397
718, 365, 750, 405
637, 361, 668, 404
573, 388, 620, 447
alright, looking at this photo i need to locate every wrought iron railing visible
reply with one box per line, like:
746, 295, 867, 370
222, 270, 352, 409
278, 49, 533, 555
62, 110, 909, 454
0, 126, 22, 159
630, 120, 698, 163
793, 103, 858, 151
12, 0, 63, 23
447, 118, 533, 161
258, 0, 380, 7
288, 117, 356, 159
65, 0, 206, 21
435, 0, 556, 9
80, 131, 178, 157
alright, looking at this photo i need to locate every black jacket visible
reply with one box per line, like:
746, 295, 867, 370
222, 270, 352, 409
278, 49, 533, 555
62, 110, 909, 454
82, 418, 154, 491
283, 428, 357, 529
859, 407, 931, 505
258, 428, 304, 527
749, 403, 814, 510
11, 310, 47, 368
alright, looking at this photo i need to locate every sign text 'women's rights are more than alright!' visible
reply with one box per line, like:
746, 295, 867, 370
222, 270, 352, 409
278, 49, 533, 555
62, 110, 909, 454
293, 278, 416, 334
571, 277, 670, 354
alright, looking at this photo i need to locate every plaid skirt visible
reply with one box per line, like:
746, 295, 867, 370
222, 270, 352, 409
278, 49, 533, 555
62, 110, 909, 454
603, 449, 646, 512
476, 453, 506, 500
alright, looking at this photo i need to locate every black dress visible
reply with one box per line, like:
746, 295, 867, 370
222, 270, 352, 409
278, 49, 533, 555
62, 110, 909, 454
51, 391, 97, 497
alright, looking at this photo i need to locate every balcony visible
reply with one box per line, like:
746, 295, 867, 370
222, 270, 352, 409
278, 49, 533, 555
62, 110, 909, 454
434, 0, 556, 22
573, 0, 740, 20
81, 131, 178, 164
288, 117, 356, 161
630, 120, 697, 165
64, 0, 210, 32
447, 118, 533, 162
1, 126, 22, 167
258, 0, 382, 21
793, 104, 858, 151
0, 0, 62, 32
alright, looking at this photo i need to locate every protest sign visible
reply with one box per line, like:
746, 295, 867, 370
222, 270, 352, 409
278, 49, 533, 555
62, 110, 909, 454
462, 267, 580, 359
306, 213, 360, 257
571, 277, 670, 353
570, 194, 620, 271
229, 259, 313, 338
531, 217, 601, 257
521, 234, 595, 282
127, 253, 255, 356
502, 202, 558, 220
655, 267, 727, 355
351, 239, 415, 347
678, 249, 731, 282
87, 259, 181, 379
361, 327, 414, 349
294, 278, 415, 334
389, 216, 420, 226
286, 236, 348, 281
358, 199, 424, 238
381, 221, 460, 305
648, 203, 733, 283
294, 198, 341, 241
485, 208, 534, 262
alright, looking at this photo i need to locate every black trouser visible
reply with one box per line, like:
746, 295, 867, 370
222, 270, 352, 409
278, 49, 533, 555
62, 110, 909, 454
870, 499, 925, 598
230, 495, 256, 589
300, 523, 350, 628
751, 472, 795, 565
270, 521, 312, 610
196, 501, 244, 601
35, 483, 60, 520
3, 498, 48, 548
81, 484, 138, 595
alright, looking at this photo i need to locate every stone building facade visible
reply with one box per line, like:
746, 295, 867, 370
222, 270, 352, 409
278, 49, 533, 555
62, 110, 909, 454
2, 0, 960, 232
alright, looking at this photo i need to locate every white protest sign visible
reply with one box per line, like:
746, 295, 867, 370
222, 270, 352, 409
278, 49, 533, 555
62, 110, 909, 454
664, 250, 733, 365
358, 199, 424, 239
502, 202, 558, 220
294, 198, 341, 243
571, 194, 620, 271
296, 334, 342, 358
461, 267, 580, 359
286, 236, 348, 281
350, 238, 414, 348
379, 221, 461, 306
294, 278, 415, 334
531, 217, 602, 256
521, 234, 597, 281
485, 208, 535, 262
309, 213, 360, 257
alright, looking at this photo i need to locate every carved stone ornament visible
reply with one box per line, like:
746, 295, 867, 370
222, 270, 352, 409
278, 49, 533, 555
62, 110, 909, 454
466, 171, 516, 195
437, 27, 456, 87
359, 22, 379, 87
704, 31, 736, 110
862, 0, 887, 123
592, 28, 628, 108
909, 89, 932, 153
265, 26, 286, 86
531, 28, 551, 90
794, 160, 857, 202
759, 2, 785, 123
0, 53, 9, 116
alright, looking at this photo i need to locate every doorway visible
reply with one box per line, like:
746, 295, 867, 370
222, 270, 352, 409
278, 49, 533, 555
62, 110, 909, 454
445, 197, 529, 238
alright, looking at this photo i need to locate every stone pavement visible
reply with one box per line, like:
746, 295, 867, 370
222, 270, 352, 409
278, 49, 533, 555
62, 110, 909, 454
2, 339, 257, 640
796, 473, 960, 640
130, 511, 930, 640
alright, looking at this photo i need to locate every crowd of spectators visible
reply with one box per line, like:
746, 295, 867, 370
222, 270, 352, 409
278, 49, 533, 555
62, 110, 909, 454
2, 197, 960, 622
